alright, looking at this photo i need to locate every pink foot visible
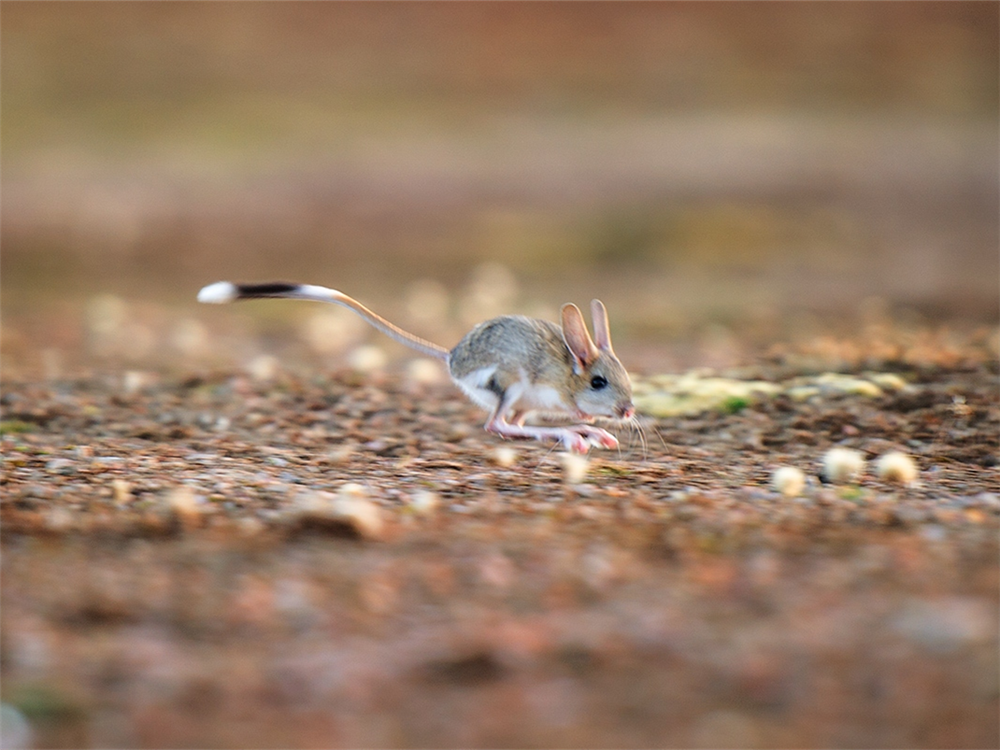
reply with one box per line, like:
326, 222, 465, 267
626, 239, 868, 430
571, 425, 619, 450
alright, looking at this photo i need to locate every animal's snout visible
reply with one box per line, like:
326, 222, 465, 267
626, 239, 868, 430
618, 403, 635, 420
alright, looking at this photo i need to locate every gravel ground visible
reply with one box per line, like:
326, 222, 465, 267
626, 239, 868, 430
1, 348, 998, 748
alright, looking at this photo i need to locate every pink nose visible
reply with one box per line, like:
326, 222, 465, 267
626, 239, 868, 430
620, 404, 635, 419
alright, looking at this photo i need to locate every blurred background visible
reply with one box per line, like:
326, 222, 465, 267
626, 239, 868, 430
2, 2, 997, 375
2, 6, 999, 749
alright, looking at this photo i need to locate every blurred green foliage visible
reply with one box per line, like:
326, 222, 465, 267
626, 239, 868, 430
8, 684, 84, 727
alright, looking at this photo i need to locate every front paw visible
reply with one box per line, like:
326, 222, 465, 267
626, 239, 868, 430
573, 425, 618, 450
590, 431, 619, 450
562, 431, 591, 454
587, 432, 618, 450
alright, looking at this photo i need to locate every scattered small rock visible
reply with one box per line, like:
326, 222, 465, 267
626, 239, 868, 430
406, 358, 445, 385
867, 372, 909, 391
122, 370, 151, 395
111, 479, 132, 504
348, 345, 387, 374
44, 458, 75, 476
811, 373, 882, 398
409, 489, 440, 516
772, 466, 806, 497
822, 447, 865, 484
492, 446, 518, 468
323, 444, 356, 465
876, 451, 919, 485
560, 453, 590, 485
166, 486, 203, 528
293, 486, 385, 540
247, 354, 279, 381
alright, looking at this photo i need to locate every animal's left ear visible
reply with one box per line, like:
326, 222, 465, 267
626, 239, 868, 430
591, 299, 614, 354
561, 303, 599, 373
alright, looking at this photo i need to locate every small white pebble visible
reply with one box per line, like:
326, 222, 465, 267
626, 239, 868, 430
167, 486, 202, 526
335, 495, 384, 540
168, 486, 198, 511
122, 370, 150, 395
348, 344, 387, 373
45, 458, 74, 475
823, 447, 866, 484
409, 489, 440, 516
324, 444, 355, 465
492, 446, 518, 468
876, 451, 918, 484
868, 373, 908, 391
951, 395, 972, 418
406, 358, 444, 385
772, 466, 806, 497
338, 485, 385, 539
111, 479, 132, 504
844, 379, 882, 398
560, 453, 590, 485
293, 490, 333, 514
46, 507, 74, 532
294, 487, 384, 539
247, 354, 279, 381
338, 482, 369, 501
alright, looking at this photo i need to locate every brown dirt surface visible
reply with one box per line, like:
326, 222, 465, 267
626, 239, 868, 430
1, 344, 998, 749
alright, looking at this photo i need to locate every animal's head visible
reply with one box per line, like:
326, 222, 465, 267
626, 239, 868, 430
561, 299, 634, 420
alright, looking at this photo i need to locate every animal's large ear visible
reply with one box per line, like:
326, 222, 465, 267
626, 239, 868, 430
561, 303, 598, 372
591, 299, 614, 353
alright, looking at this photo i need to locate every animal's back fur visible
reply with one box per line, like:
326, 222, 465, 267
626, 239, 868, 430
448, 316, 571, 392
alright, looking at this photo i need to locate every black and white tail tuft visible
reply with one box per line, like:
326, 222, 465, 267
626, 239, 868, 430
197, 280, 450, 361
197, 281, 239, 304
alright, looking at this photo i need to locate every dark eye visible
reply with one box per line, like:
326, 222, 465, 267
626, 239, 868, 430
590, 375, 608, 390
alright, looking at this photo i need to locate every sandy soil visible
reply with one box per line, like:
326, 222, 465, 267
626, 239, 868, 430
1, 345, 998, 748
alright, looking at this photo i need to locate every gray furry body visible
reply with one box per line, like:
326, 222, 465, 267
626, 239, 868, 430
449, 316, 570, 386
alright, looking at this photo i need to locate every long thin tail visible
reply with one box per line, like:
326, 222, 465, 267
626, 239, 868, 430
198, 281, 450, 361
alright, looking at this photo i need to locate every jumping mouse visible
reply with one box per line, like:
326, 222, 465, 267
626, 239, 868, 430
198, 281, 635, 454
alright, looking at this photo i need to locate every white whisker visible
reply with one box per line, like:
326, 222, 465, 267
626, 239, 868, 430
631, 415, 649, 462
646, 418, 667, 452
530, 437, 561, 479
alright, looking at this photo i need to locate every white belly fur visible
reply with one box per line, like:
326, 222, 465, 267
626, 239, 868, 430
521, 382, 569, 412
453, 366, 500, 412
453, 366, 570, 416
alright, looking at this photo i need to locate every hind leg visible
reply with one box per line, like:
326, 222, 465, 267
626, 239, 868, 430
485, 402, 591, 454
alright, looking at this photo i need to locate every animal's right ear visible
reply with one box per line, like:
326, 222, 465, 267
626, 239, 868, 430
590, 299, 614, 354
561, 303, 598, 373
